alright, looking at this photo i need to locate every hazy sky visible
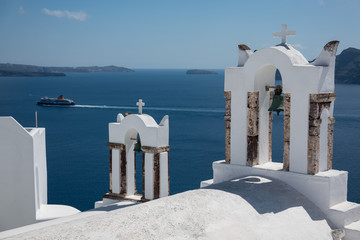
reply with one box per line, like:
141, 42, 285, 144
0, 0, 359, 68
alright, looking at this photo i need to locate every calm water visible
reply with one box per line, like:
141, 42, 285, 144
0, 69, 359, 211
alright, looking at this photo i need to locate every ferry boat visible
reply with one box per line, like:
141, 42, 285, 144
37, 95, 75, 106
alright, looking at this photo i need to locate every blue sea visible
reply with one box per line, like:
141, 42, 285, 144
0, 69, 359, 211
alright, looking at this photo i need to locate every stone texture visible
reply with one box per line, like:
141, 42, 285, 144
327, 118, 335, 170
108, 142, 125, 150
309, 103, 320, 119
309, 93, 336, 103
153, 153, 160, 199
284, 93, 291, 117
247, 108, 259, 136
309, 119, 322, 127
248, 92, 259, 108
269, 92, 274, 162
247, 136, 259, 166
120, 149, 127, 194
309, 126, 321, 136
283, 93, 291, 171
283, 116, 291, 142
224, 91, 231, 164
283, 141, 290, 171
224, 91, 231, 100
307, 93, 336, 174
307, 135, 320, 174
142, 146, 170, 153
225, 120, 231, 163
247, 92, 259, 166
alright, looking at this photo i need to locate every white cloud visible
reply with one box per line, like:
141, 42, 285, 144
18, 6, 25, 15
292, 43, 305, 49
41, 8, 88, 21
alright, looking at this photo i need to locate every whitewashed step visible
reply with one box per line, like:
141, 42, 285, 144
330, 201, 360, 226
344, 220, 360, 240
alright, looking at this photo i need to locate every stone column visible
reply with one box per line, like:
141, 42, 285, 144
283, 93, 291, 171
142, 146, 170, 200
224, 91, 231, 163
247, 92, 259, 166
120, 149, 127, 194
268, 92, 274, 162
328, 117, 335, 170
307, 93, 336, 174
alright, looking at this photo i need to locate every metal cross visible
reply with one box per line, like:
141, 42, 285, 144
136, 99, 145, 114
273, 24, 296, 44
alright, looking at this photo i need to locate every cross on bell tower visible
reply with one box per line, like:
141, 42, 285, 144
273, 24, 296, 44
136, 99, 145, 114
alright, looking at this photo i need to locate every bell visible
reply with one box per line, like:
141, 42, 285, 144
134, 139, 142, 152
268, 85, 284, 116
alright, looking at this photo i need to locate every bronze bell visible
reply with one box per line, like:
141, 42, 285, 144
268, 85, 284, 116
134, 139, 142, 152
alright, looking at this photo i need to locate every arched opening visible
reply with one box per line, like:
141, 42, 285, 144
271, 69, 284, 164
124, 129, 144, 200
253, 65, 288, 169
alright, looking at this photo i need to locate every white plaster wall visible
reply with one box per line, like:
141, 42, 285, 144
0, 117, 36, 231
109, 114, 169, 148
319, 110, 330, 171
31, 128, 48, 211
212, 160, 347, 211
225, 68, 248, 165
112, 149, 120, 194
160, 152, 169, 198
145, 153, 154, 200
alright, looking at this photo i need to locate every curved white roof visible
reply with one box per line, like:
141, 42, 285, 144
7, 176, 333, 239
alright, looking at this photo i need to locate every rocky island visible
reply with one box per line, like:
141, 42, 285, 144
186, 69, 218, 75
0, 63, 134, 77
335, 47, 360, 84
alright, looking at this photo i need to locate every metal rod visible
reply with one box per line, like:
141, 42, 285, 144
130, 138, 140, 141
265, 85, 283, 91
265, 85, 276, 91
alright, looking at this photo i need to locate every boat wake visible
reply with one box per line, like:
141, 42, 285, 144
73, 104, 224, 113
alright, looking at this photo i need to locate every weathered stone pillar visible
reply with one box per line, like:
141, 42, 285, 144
307, 93, 336, 174
268, 92, 274, 162
247, 92, 259, 166
224, 91, 231, 163
120, 148, 127, 194
142, 146, 170, 200
328, 117, 335, 170
153, 153, 160, 199
283, 93, 291, 171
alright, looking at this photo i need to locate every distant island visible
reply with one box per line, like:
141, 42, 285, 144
0, 70, 65, 77
335, 47, 360, 84
186, 69, 218, 75
0, 63, 134, 77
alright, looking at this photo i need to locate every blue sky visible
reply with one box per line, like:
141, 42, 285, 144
0, 0, 359, 68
